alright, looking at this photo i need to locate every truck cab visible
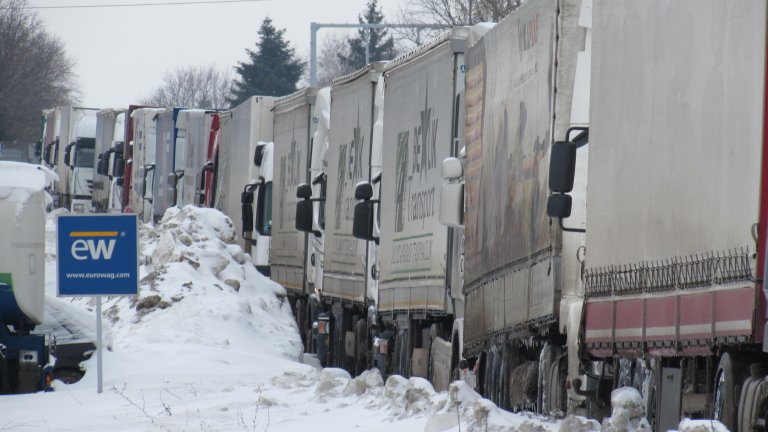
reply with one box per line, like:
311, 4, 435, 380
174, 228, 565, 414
66, 114, 97, 214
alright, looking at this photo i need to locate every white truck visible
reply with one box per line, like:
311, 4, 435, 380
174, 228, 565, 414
93, 109, 126, 213
129, 108, 163, 222
63, 111, 97, 214
270, 88, 318, 348
352, 30, 469, 389
214, 96, 274, 274
296, 63, 386, 370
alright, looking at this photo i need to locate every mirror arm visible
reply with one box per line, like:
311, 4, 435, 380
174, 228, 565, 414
559, 217, 585, 233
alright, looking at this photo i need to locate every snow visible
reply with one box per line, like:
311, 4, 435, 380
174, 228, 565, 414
0, 161, 57, 215
2, 203, 707, 432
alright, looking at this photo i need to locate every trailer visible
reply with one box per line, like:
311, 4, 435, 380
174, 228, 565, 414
129, 108, 164, 222
213, 96, 274, 272
547, 1, 768, 429
151, 108, 181, 223
93, 109, 126, 213
121, 105, 149, 213
193, 112, 221, 208
438, 0, 590, 414
175, 109, 215, 207
269, 88, 318, 348
349, 30, 469, 389
0, 162, 56, 393
64, 112, 97, 214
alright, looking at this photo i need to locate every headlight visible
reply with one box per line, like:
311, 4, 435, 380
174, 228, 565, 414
73, 203, 85, 213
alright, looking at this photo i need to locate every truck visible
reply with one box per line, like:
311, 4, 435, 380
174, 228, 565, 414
213, 96, 274, 273
128, 108, 163, 223
175, 109, 216, 207
0, 162, 55, 393
295, 63, 386, 371
63, 111, 98, 214
547, 1, 768, 430
93, 109, 126, 213
152, 108, 182, 223
439, 0, 590, 414
350, 30, 469, 389
193, 111, 222, 208
121, 105, 149, 213
269, 88, 318, 348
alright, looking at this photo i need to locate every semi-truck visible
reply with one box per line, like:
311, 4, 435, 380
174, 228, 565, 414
194, 111, 221, 208
175, 109, 215, 207
295, 63, 386, 371
0, 162, 56, 393
129, 108, 163, 222
213, 96, 274, 273
93, 109, 126, 213
269, 88, 318, 349
121, 105, 149, 213
64, 111, 97, 214
350, 29, 470, 389
547, 1, 768, 430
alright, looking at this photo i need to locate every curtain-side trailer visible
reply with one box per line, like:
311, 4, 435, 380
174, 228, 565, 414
548, 1, 768, 430
440, 0, 590, 414
270, 88, 318, 348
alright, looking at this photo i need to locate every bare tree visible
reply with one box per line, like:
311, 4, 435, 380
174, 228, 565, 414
0, 0, 78, 146
316, 33, 354, 87
394, 0, 521, 43
141, 64, 232, 109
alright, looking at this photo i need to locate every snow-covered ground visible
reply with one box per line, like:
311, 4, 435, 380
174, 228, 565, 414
1, 205, 725, 432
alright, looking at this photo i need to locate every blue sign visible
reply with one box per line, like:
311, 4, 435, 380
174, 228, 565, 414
57, 214, 139, 296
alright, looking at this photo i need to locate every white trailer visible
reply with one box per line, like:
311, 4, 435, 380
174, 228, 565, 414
129, 108, 164, 222
214, 96, 274, 272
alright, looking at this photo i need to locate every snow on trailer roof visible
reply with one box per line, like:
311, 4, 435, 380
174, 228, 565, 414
383, 26, 469, 75
330, 61, 388, 88
0, 161, 57, 191
273, 87, 319, 114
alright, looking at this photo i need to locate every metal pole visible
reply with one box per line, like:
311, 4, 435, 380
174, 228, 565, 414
365, 28, 370, 65
310, 22, 318, 86
96, 297, 103, 394
309, 22, 451, 87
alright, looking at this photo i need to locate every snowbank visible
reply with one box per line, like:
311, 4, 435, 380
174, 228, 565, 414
67, 205, 302, 378
601, 387, 652, 432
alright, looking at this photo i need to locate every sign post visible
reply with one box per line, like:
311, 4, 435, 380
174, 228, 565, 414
57, 214, 139, 394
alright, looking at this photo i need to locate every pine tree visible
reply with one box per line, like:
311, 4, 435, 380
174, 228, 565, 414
338, 0, 398, 71
229, 17, 305, 107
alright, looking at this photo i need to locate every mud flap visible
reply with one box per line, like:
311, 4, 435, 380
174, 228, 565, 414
412, 348, 428, 378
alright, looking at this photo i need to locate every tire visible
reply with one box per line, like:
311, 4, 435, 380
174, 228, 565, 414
354, 319, 367, 375
53, 368, 84, 384
714, 353, 747, 432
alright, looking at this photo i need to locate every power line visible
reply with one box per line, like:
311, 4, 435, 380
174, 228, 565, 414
23, 0, 269, 9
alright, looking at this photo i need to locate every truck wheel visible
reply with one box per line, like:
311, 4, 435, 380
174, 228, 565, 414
714, 353, 746, 432
354, 318, 367, 375
53, 368, 84, 384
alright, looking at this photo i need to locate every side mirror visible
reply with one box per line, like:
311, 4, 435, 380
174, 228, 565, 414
116, 177, 124, 187
547, 126, 588, 233
548, 141, 577, 193
352, 182, 378, 243
241, 184, 256, 234
297, 183, 312, 199
295, 183, 319, 236
353, 201, 377, 243
546, 194, 572, 219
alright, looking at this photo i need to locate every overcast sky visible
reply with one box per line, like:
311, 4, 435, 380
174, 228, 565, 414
33, 0, 404, 108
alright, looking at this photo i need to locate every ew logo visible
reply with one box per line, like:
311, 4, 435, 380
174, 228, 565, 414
70, 231, 119, 260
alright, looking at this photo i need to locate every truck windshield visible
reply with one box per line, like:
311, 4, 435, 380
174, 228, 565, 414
75, 148, 94, 168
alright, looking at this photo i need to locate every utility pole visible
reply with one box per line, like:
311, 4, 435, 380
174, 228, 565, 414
309, 22, 451, 86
